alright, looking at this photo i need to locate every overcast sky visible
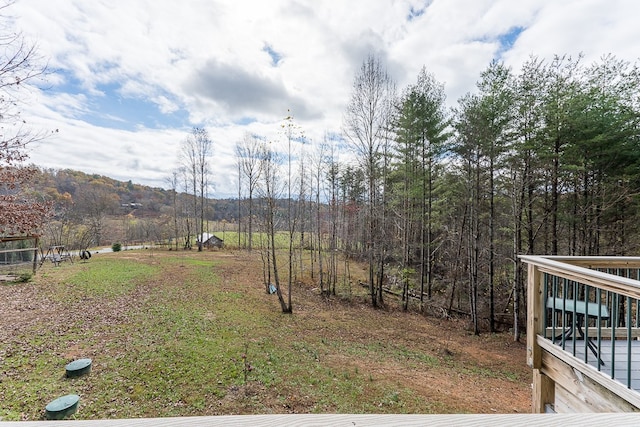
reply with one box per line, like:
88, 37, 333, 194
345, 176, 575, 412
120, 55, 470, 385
9, 0, 640, 198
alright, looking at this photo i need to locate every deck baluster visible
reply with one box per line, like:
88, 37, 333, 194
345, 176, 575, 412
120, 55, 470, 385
627, 295, 632, 388
571, 281, 578, 357
597, 287, 603, 373
585, 284, 591, 365
543, 273, 549, 339
611, 292, 618, 380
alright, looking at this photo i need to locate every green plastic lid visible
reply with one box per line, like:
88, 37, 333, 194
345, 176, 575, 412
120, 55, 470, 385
65, 358, 92, 378
45, 394, 79, 420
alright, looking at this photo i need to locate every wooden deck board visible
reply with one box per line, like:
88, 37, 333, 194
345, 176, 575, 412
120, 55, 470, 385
4, 414, 640, 427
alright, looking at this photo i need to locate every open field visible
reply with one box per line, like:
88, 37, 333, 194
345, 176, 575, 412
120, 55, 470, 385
0, 249, 530, 420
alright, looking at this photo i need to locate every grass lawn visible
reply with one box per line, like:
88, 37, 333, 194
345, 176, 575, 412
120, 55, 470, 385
0, 249, 530, 420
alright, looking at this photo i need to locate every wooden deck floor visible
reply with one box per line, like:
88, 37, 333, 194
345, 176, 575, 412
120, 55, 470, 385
6, 414, 640, 427
551, 338, 640, 390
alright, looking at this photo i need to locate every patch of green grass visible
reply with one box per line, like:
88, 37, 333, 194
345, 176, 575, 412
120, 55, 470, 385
177, 258, 215, 267
339, 340, 439, 368
214, 231, 295, 250
457, 363, 521, 382
64, 257, 159, 297
393, 345, 440, 367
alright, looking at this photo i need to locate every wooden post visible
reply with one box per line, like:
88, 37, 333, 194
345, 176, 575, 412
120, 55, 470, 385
528, 263, 554, 413
532, 369, 555, 413
526, 263, 543, 369
32, 237, 39, 274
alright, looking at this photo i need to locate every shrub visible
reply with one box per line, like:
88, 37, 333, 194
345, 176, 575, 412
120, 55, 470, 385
111, 242, 122, 252
17, 272, 32, 283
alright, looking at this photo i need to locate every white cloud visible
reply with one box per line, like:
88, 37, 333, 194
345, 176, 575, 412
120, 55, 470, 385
8, 0, 640, 198
153, 95, 180, 115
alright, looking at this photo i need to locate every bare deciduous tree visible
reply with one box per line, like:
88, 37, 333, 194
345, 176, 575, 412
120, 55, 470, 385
235, 133, 263, 251
180, 127, 213, 251
343, 53, 396, 308
0, 1, 52, 239
259, 142, 291, 313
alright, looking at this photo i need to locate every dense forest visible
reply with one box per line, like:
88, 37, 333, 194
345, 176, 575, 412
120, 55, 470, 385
10, 53, 640, 337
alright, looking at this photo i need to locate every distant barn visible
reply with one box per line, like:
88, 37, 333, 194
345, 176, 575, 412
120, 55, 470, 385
197, 233, 224, 250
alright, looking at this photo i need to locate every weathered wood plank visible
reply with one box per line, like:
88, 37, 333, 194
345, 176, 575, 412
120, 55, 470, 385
0, 247, 38, 254
541, 350, 638, 412
542, 256, 640, 269
527, 263, 543, 369
532, 369, 554, 413
555, 385, 592, 413
5, 414, 640, 427
546, 338, 640, 387
538, 336, 640, 409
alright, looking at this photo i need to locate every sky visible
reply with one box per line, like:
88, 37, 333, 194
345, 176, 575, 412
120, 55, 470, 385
7, 0, 640, 198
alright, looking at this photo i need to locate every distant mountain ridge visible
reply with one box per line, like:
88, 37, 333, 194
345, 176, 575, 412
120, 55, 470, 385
29, 167, 241, 222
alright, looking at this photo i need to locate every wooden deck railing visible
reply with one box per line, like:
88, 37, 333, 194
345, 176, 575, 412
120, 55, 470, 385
521, 255, 640, 413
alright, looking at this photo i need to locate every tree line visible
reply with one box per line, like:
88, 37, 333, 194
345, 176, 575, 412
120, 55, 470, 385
232, 53, 640, 338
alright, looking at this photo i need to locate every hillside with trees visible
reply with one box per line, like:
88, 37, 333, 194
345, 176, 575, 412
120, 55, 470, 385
20, 168, 240, 248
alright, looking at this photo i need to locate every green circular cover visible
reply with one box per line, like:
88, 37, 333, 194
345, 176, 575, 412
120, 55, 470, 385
45, 394, 79, 419
65, 358, 92, 377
